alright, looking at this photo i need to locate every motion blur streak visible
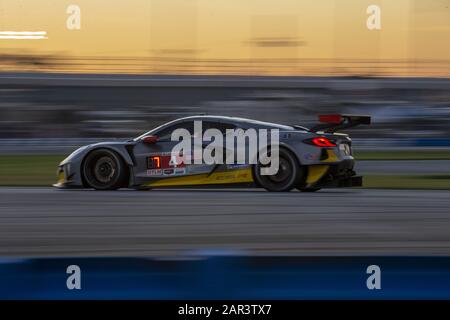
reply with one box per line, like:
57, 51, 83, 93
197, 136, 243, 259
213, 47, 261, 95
0, 31, 47, 40
0, 73, 449, 141
1, 188, 450, 257
0, 36, 47, 39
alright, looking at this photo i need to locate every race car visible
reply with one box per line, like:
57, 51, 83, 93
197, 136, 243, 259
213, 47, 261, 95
54, 114, 370, 192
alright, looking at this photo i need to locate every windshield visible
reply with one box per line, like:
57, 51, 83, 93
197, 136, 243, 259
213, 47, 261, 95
133, 119, 180, 141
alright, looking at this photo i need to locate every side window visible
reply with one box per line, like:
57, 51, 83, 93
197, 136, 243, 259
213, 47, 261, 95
203, 121, 236, 134
155, 120, 236, 141
156, 121, 194, 141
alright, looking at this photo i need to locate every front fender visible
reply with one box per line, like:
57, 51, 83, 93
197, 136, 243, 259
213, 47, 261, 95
57, 142, 135, 188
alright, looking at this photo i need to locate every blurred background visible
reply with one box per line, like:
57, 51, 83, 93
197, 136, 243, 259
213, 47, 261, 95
0, 0, 449, 187
0, 0, 450, 262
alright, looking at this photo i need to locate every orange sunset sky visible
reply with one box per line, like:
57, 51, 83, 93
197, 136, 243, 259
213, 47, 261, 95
0, 0, 449, 76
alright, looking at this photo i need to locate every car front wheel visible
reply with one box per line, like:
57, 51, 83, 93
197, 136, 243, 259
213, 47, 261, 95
82, 149, 128, 190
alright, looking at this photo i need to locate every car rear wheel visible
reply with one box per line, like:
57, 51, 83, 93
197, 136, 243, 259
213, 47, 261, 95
253, 148, 303, 192
82, 149, 128, 190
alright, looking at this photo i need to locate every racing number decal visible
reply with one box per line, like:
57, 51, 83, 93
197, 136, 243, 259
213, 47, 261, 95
147, 154, 185, 169
148, 156, 161, 169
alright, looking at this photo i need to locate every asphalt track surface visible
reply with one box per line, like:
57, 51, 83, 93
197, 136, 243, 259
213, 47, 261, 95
1, 187, 450, 258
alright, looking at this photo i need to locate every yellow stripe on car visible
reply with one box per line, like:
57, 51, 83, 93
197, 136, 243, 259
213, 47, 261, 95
57, 170, 65, 184
306, 165, 329, 185
321, 150, 339, 163
144, 168, 254, 187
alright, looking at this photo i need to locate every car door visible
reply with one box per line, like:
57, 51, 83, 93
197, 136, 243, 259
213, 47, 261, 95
132, 120, 216, 186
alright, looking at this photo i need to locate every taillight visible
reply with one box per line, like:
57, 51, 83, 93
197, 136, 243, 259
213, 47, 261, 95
304, 137, 337, 147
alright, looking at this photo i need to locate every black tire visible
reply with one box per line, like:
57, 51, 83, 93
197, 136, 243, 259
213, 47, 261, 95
82, 149, 128, 190
253, 148, 303, 192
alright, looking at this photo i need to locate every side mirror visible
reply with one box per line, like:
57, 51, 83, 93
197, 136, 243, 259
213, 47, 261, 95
142, 135, 159, 144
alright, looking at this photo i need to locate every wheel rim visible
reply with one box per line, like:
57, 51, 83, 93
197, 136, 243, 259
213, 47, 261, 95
266, 157, 292, 183
255, 150, 300, 192
93, 156, 116, 183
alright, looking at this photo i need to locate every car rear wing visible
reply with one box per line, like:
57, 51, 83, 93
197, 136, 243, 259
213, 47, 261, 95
309, 114, 371, 133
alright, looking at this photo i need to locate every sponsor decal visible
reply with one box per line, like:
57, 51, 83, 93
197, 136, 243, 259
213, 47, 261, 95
174, 168, 186, 175
226, 164, 249, 170
214, 170, 249, 182
163, 169, 174, 176
162, 168, 187, 176
304, 153, 319, 161
147, 169, 162, 176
